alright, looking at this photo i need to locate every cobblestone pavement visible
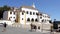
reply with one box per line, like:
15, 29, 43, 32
0, 25, 60, 34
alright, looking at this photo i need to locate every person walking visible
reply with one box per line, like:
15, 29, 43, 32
2, 22, 7, 32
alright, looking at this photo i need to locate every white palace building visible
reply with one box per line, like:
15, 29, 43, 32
2, 4, 52, 31
3, 4, 51, 25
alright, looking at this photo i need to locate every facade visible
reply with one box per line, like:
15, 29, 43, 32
19, 5, 39, 24
42, 13, 51, 23
37, 12, 51, 23
3, 4, 51, 25
3, 4, 52, 31
37, 13, 43, 23
3, 9, 17, 22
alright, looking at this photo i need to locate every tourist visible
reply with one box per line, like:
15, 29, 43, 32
2, 22, 7, 32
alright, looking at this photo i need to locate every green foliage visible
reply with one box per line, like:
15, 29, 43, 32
0, 5, 11, 19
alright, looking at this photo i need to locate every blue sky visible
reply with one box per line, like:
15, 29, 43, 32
0, 0, 60, 21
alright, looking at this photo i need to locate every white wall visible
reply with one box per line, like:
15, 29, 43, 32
3, 11, 16, 22
38, 13, 51, 24
38, 16, 43, 23
22, 8, 38, 20
42, 14, 51, 23
20, 8, 39, 24
8, 11, 16, 22
20, 12, 25, 24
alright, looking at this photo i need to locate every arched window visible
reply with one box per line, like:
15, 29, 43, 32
35, 19, 38, 22
40, 17, 42, 19
10, 12, 12, 14
26, 11, 28, 14
30, 12, 32, 15
36, 13, 38, 15
9, 17, 12, 20
42, 19, 44, 22
27, 18, 30, 21
22, 12, 24, 15
33, 12, 35, 15
31, 18, 34, 22
22, 18, 23, 20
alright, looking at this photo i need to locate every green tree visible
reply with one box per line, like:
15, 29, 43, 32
0, 5, 11, 19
